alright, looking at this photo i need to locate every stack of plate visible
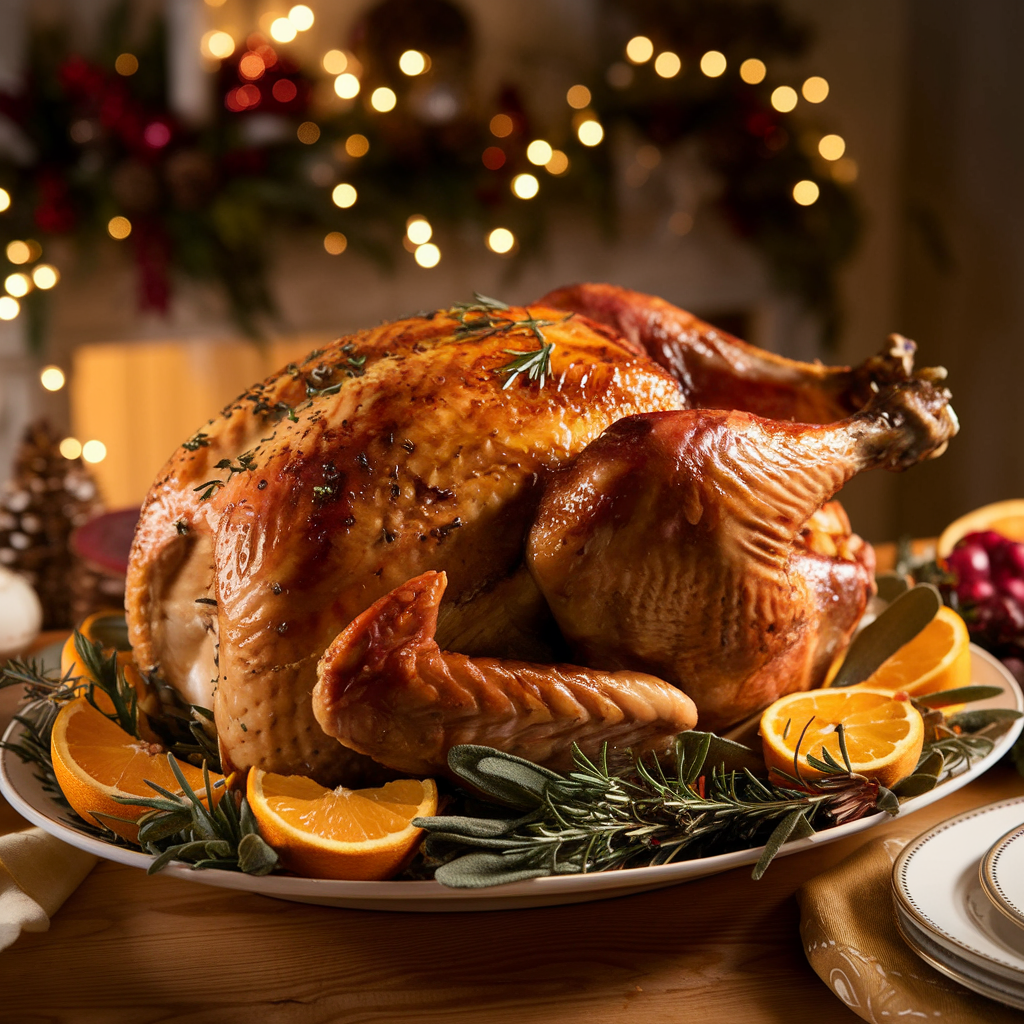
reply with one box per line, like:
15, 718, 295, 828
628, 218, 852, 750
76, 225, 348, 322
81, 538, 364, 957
892, 797, 1024, 1008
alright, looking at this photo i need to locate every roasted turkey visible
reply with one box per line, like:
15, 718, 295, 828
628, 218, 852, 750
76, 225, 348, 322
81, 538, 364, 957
125, 284, 957, 784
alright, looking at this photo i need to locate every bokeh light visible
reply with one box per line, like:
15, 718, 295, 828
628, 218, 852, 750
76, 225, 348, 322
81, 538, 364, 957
669, 211, 694, 236
371, 87, 396, 112
323, 50, 347, 74
526, 140, 553, 166
482, 146, 506, 170
107, 216, 132, 239
512, 173, 539, 199
345, 133, 369, 157
0, 296, 19, 320
115, 53, 138, 76
288, 5, 314, 31
269, 18, 297, 43
577, 119, 604, 146
6, 240, 29, 264
487, 228, 515, 254
59, 437, 82, 460
332, 183, 357, 208
771, 85, 798, 112
832, 158, 858, 183
625, 36, 654, 64
546, 150, 569, 175
802, 76, 829, 103
700, 51, 727, 77
201, 31, 235, 59
654, 52, 682, 78
406, 217, 432, 244
637, 144, 661, 169
0, 189, 9, 213
82, 440, 107, 464
239, 52, 265, 79
818, 134, 846, 161
32, 264, 59, 289
40, 366, 65, 391
297, 121, 320, 144
414, 243, 440, 268
793, 180, 820, 205
272, 79, 297, 102
335, 74, 360, 99
740, 59, 766, 84
566, 85, 591, 109
399, 50, 427, 76
5, 273, 29, 297
324, 232, 347, 255
490, 114, 514, 137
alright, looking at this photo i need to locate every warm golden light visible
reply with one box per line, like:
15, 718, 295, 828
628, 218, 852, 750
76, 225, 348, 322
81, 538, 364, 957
40, 366, 65, 391
739, 58, 766, 84
414, 242, 440, 268
115, 53, 138, 76
636, 144, 661, 169
270, 18, 297, 43
577, 119, 604, 146
0, 189, 9, 213
0, 296, 19, 320
700, 51, 727, 77
546, 150, 569, 175
32, 264, 59, 289
205, 0, 227, 6
832, 158, 858, 184
5, 273, 29, 297
107, 216, 132, 239
25, 239, 41, 262
625, 36, 654, 64
802, 76, 829, 103
335, 73, 360, 99
399, 50, 427, 76
669, 210, 694, 236
82, 440, 107, 464
345, 133, 369, 157
332, 183, 357, 208
771, 85, 798, 112
323, 232, 347, 255
323, 50, 348, 74
6, 240, 29, 264
818, 134, 846, 161
511, 173, 539, 199
406, 217, 432, 244
59, 437, 82, 460
566, 84, 591, 109
239, 52, 265, 79
793, 180, 820, 205
288, 5, 314, 31
490, 113, 514, 138
296, 121, 320, 144
654, 51, 682, 78
201, 30, 235, 60
526, 140, 553, 166
370, 87, 397, 112
487, 227, 515, 254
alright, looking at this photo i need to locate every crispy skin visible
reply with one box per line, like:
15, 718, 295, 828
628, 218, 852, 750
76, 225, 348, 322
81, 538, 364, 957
125, 305, 683, 782
313, 571, 698, 774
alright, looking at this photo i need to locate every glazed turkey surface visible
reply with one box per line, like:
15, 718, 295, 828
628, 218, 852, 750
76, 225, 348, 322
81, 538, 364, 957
125, 285, 958, 783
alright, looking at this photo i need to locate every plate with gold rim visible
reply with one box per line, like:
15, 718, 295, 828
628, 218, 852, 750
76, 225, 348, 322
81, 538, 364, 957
983, 823, 1024, 930
2, 646, 1021, 912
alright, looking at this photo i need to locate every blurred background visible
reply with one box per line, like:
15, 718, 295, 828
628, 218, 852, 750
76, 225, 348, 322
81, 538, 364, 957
0, 0, 1019, 628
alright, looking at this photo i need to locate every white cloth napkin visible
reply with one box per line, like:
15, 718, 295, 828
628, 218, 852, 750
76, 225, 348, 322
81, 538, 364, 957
0, 826, 96, 950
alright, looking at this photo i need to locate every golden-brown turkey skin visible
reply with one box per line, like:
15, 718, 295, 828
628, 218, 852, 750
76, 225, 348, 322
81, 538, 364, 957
126, 305, 683, 782
313, 571, 698, 775
527, 380, 958, 730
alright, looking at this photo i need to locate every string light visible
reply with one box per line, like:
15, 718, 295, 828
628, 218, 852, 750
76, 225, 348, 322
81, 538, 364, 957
406, 217, 432, 244
399, 50, 428, 76
297, 122, 320, 144
482, 146, 505, 170
371, 87, 396, 112
59, 437, 82, 460
414, 243, 440, 267
115, 53, 138, 76
566, 85, 591, 109
201, 31, 235, 60
802, 76, 829, 103
818, 134, 845, 161
793, 180, 819, 205
239, 52, 265, 80
272, 79, 297, 102
82, 440, 107, 464
739, 58, 766, 84
5, 273, 29, 297
323, 50, 347, 74
24, 240, 41, 261
0, 296, 19, 320
40, 366, 65, 391
32, 265, 59, 289
288, 5, 314, 31
526, 140, 553, 166
546, 150, 569, 175
487, 228, 515, 254
771, 85, 797, 112
107, 216, 132, 239
332, 184, 357, 208
577, 119, 604, 146
625, 36, 654, 64
512, 173, 539, 199
345, 134, 369, 157
269, 18, 297, 43
323, 232, 347, 255
700, 51, 727, 77
0, 189, 9, 213
6, 240, 29, 264
489, 114, 514, 137
335, 74, 360, 99
654, 52, 682, 78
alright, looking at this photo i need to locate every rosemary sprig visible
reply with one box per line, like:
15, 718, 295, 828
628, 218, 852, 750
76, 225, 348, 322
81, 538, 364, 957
182, 430, 211, 451
495, 342, 555, 390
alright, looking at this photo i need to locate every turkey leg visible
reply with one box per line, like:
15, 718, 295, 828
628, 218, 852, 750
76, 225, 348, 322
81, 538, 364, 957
312, 570, 698, 775
540, 283, 943, 424
527, 377, 959, 730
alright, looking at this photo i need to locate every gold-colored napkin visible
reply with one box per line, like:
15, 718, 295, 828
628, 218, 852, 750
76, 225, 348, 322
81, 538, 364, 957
797, 831, 1023, 1023
0, 827, 96, 950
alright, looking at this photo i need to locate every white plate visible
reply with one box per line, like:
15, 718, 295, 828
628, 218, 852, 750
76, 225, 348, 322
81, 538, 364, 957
983, 823, 1024, 930
895, 905, 1024, 1010
893, 797, 1024, 983
2, 646, 1021, 912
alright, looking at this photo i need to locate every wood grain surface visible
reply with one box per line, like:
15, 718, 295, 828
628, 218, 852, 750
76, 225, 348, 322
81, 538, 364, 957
2, 566, 1021, 1024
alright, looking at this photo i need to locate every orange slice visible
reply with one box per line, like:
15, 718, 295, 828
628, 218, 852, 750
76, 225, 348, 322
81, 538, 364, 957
760, 687, 924, 788
247, 770, 438, 880
51, 697, 219, 843
938, 499, 1024, 560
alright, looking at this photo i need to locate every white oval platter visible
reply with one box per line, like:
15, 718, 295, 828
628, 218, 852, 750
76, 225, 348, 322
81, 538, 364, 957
2, 646, 1021, 912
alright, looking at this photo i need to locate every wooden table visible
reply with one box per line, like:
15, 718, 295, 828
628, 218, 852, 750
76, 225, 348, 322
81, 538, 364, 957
2, 613, 1021, 1023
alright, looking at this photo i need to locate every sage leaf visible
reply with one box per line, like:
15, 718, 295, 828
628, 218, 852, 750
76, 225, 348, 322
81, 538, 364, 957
447, 745, 559, 809
677, 731, 765, 776
893, 773, 940, 798
434, 851, 554, 888
237, 832, 279, 875
752, 809, 808, 880
914, 686, 1004, 708
947, 708, 1023, 731
875, 572, 910, 603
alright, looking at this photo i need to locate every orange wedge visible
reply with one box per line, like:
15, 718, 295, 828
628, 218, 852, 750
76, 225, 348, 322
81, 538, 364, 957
760, 687, 924, 788
51, 697, 219, 843
938, 499, 1024, 560
247, 770, 438, 880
